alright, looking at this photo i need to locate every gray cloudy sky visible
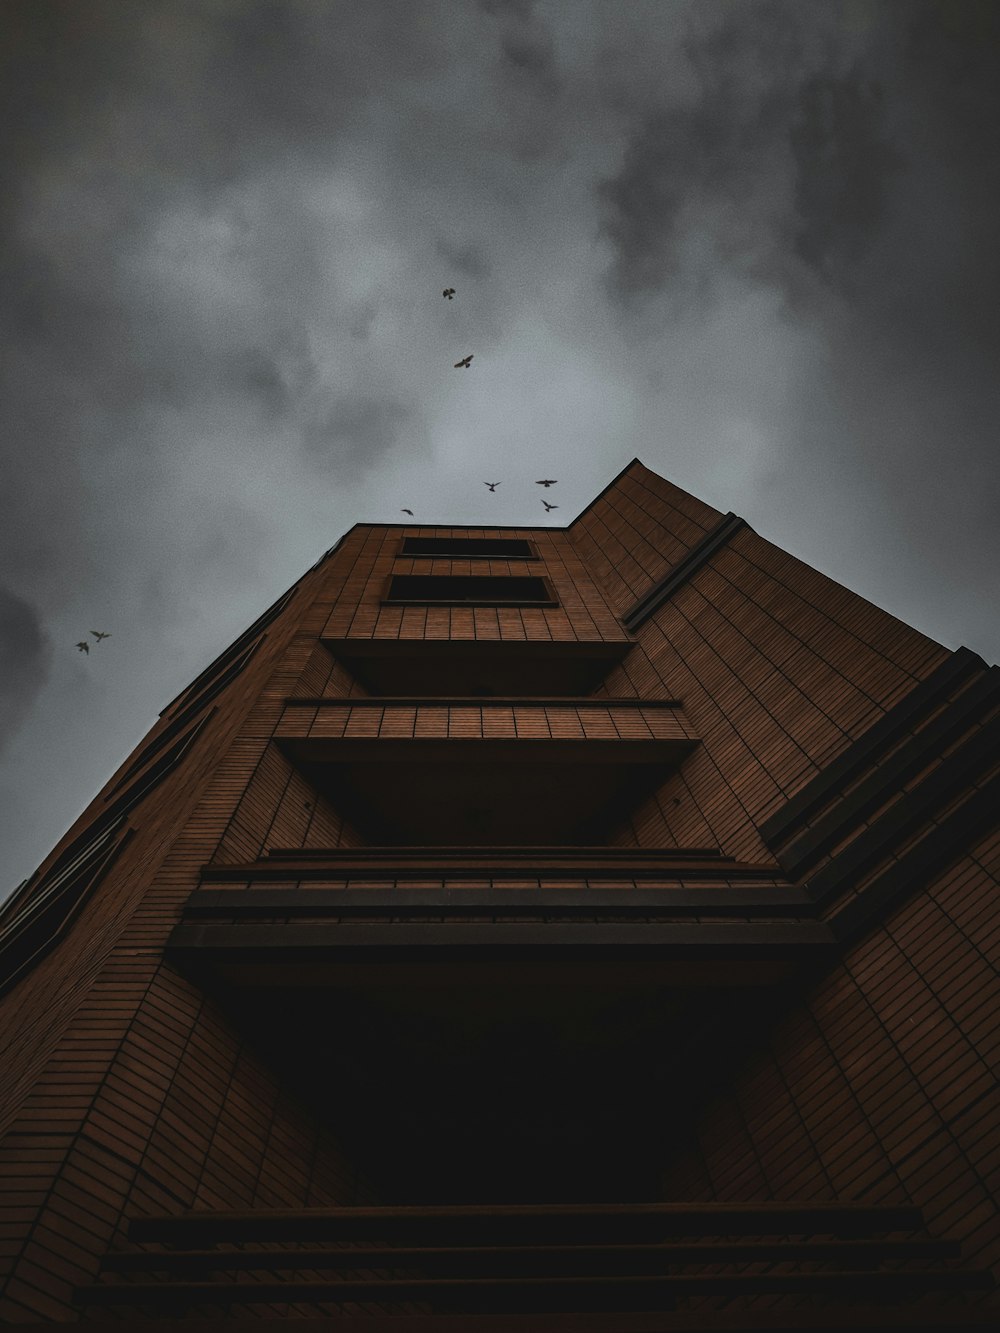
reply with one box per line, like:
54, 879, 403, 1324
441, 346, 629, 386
2, 0, 999, 894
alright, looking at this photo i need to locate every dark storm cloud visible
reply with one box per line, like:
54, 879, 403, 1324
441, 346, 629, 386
0, 0, 471, 888
0, 589, 50, 754
0, 0, 577, 629
0, 0, 433, 194
0, 0, 449, 599
597, 0, 1000, 559
598, 1, 999, 307
597, 3, 887, 298
596, 96, 786, 297
788, 74, 898, 282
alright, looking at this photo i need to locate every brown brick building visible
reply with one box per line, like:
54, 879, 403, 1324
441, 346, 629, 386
0, 459, 997, 1330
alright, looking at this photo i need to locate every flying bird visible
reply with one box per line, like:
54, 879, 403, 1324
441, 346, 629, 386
90, 630, 111, 641
443, 288, 455, 300
75, 641, 90, 654
535, 479, 557, 487
542, 501, 558, 512
454, 355, 473, 369
484, 482, 501, 492
401, 508, 414, 516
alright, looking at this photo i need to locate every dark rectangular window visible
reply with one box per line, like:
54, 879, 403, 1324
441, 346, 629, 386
401, 537, 536, 558
0, 708, 214, 994
0, 817, 129, 996
105, 711, 214, 808
385, 574, 555, 605
159, 585, 296, 717
108, 706, 218, 796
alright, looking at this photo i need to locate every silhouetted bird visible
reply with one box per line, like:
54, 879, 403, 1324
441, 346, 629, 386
401, 508, 414, 516
484, 482, 501, 492
443, 288, 455, 300
90, 630, 111, 641
535, 479, 557, 487
454, 355, 473, 369
75, 641, 90, 654
542, 501, 558, 512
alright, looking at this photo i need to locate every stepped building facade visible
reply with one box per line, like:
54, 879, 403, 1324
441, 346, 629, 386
0, 459, 997, 1330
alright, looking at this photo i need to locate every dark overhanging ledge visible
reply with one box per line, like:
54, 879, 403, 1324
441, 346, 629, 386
263, 845, 728, 861
322, 637, 632, 696
183, 885, 817, 917
621, 512, 748, 633
100, 1236, 962, 1274
126, 1199, 926, 1244
267, 736, 694, 846
760, 646, 990, 851
283, 695, 684, 708
827, 768, 1000, 944
199, 846, 789, 881
776, 666, 999, 878
322, 638, 632, 656
167, 920, 835, 964
276, 736, 695, 765
802, 714, 1000, 908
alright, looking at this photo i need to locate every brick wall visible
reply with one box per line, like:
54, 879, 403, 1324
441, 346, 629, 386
0, 548, 371, 1320
659, 823, 1000, 1285
1, 465, 996, 1322
577, 465, 948, 857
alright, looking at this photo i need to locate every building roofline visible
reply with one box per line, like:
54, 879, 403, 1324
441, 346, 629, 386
336, 523, 571, 532
567, 457, 645, 526
314, 459, 649, 550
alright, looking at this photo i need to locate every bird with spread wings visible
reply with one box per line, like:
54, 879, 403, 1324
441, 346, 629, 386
75, 641, 90, 654
535, 479, 557, 487
484, 482, 500, 492
454, 354, 473, 369
542, 500, 558, 512
90, 630, 111, 641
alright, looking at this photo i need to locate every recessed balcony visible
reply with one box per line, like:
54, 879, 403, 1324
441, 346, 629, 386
323, 637, 631, 696
275, 697, 696, 845
174, 847, 827, 990
167, 884, 831, 1205
168, 851, 832, 1206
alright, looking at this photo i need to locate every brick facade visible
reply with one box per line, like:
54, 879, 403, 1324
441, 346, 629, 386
0, 460, 996, 1329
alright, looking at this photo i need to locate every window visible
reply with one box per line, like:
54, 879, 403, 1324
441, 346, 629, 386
159, 585, 297, 717
385, 574, 556, 605
105, 711, 214, 806
108, 706, 218, 796
400, 537, 536, 559
164, 640, 262, 729
0, 711, 213, 994
0, 817, 129, 995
